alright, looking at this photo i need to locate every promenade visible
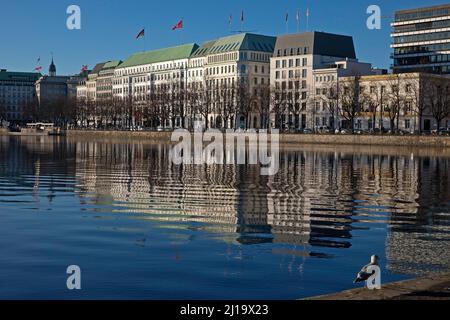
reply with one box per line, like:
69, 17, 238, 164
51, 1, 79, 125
305, 273, 450, 300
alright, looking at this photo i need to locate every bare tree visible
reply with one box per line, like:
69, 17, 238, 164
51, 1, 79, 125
195, 80, 214, 130
338, 76, 363, 133
318, 81, 340, 131
252, 83, 271, 129
236, 78, 252, 129
426, 78, 450, 131
385, 74, 406, 132
270, 84, 285, 130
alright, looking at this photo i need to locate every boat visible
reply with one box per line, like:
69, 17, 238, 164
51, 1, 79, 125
48, 128, 66, 136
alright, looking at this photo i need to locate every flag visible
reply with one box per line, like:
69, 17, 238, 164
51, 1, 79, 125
34, 57, 42, 72
172, 20, 183, 31
81, 65, 88, 73
241, 10, 244, 22
306, 8, 310, 17
136, 28, 145, 39
296, 9, 300, 22
228, 14, 232, 26
285, 12, 289, 23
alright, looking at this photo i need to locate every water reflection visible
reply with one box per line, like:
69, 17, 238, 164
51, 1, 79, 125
0, 136, 449, 297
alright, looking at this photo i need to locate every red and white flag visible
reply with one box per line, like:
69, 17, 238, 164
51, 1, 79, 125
172, 20, 183, 31
81, 65, 88, 73
34, 57, 42, 72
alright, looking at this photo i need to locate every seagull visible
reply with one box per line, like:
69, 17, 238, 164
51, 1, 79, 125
354, 255, 379, 284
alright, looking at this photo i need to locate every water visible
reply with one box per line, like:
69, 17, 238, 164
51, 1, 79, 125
0, 135, 449, 299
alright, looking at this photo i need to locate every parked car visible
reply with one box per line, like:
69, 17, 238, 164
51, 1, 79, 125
302, 128, 313, 134
438, 128, 450, 136
317, 126, 332, 134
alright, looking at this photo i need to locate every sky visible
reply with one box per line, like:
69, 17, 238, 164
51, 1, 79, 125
1, 0, 449, 75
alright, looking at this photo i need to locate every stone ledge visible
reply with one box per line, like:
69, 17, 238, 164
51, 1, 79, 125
2, 130, 450, 148
305, 273, 450, 300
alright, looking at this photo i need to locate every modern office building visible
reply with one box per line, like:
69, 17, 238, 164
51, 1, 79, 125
0, 69, 41, 124
391, 4, 450, 74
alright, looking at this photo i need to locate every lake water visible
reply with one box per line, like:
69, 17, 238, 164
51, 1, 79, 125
0, 136, 449, 299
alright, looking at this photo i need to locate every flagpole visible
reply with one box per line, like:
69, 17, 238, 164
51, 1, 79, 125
286, 12, 289, 34
306, 7, 310, 31
143, 26, 146, 52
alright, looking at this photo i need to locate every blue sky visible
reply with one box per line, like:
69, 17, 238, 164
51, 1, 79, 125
1, 0, 449, 75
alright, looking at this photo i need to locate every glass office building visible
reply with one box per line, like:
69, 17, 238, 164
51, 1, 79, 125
392, 4, 450, 74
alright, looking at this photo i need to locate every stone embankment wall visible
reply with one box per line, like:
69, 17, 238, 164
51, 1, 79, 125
64, 130, 450, 148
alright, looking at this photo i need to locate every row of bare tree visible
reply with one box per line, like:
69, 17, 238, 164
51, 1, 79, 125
8, 74, 450, 133
315, 74, 450, 133
74, 80, 272, 130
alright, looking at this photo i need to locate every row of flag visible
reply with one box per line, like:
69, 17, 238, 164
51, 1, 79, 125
33, 9, 311, 75
136, 19, 184, 39
135, 9, 311, 39
284, 8, 310, 23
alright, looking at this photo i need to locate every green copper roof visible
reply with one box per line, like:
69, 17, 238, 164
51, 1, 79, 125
193, 33, 276, 57
102, 60, 122, 70
0, 70, 41, 82
119, 43, 199, 68
191, 40, 217, 57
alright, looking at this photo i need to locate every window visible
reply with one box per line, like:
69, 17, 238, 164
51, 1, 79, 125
405, 119, 411, 129
302, 69, 307, 78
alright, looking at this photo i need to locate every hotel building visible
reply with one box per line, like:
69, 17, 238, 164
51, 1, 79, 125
189, 33, 276, 129
392, 3, 450, 74
113, 43, 198, 128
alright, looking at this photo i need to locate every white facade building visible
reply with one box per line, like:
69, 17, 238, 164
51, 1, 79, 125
270, 32, 384, 130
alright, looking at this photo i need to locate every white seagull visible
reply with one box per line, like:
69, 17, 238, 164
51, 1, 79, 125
354, 255, 379, 284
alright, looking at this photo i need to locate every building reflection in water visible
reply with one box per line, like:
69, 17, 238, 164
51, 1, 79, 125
0, 137, 449, 276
